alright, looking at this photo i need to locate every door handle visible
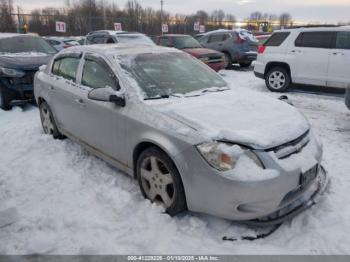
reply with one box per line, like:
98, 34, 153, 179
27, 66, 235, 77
333, 52, 344, 56
49, 85, 54, 90
291, 50, 301, 53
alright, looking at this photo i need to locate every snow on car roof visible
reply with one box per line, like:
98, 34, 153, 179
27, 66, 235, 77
63, 44, 182, 56
0, 33, 35, 39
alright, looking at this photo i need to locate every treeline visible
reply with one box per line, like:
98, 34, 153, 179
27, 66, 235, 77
0, 0, 313, 36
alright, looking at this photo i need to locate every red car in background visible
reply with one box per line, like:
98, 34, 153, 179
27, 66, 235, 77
155, 34, 225, 72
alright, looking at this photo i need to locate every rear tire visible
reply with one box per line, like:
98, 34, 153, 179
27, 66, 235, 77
239, 61, 252, 68
265, 67, 291, 92
223, 53, 232, 69
0, 85, 13, 111
137, 147, 187, 216
39, 101, 65, 139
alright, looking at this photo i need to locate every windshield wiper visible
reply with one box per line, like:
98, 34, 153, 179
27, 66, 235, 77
144, 94, 183, 100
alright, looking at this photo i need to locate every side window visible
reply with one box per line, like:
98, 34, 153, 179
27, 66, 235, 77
51, 57, 80, 81
208, 34, 224, 43
295, 32, 335, 49
264, 32, 290, 46
336, 32, 350, 50
159, 37, 171, 46
198, 35, 209, 44
82, 58, 117, 89
222, 33, 231, 41
89, 36, 105, 44
52, 59, 61, 75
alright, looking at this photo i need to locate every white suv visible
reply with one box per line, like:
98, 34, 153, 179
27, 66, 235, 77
254, 26, 350, 92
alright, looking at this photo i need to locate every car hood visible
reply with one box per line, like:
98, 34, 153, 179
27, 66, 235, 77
0, 53, 52, 70
183, 48, 222, 57
149, 89, 310, 149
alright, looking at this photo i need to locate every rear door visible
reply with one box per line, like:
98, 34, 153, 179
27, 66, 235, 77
290, 31, 335, 86
48, 53, 83, 132
327, 31, 350, 88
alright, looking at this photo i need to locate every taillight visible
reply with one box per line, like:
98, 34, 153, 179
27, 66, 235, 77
63, 45, 70, 49
258, 45, 266, 54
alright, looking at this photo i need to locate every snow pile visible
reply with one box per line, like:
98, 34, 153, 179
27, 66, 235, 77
0, 52, 49, 57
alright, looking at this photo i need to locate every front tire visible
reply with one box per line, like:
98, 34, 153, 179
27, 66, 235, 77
0, 85, 13, 111
265, 67, 291, 92
39, 101, 65, 139
137, 147, 187, 216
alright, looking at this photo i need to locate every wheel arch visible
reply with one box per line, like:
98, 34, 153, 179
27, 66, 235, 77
264, 62, 291, 80
133, 141, 178, 179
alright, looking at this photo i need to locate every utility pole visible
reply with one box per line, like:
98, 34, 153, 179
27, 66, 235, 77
160, 0, 163, 35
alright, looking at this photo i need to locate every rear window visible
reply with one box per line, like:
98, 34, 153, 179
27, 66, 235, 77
52, 57, 80, 81
264, 32, 290, 46
295, 32, 335, 49
336, 32, 350, 50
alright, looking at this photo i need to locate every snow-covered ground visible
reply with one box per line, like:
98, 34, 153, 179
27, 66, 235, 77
0, 69, 350, 254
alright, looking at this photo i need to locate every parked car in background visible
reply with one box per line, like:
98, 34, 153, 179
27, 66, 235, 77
198, 29, 259, 68
70, 36, 85, 45
254, 27, 350, 92
44, 37, 80, 51
34, 44, 328, 224
0, 33, 56, 110
85, 31, 155, 46
155, 34, 225, 71
346, 85, 350, 110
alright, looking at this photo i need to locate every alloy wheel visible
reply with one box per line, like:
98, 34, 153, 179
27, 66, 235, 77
40, 105, 55, 135
140, 156, 175, 208
268, 71, 286, 90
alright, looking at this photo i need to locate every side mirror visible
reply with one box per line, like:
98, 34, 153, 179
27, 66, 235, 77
88, 87, 125, 107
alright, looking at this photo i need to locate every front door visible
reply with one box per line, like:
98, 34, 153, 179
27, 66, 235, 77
74, 53, 128, 166
327, 31, 350, 88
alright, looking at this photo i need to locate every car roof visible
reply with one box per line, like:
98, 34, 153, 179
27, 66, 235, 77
87, 30, 146, 36
161, 34, 190, 37
0, 33, 37, 39
60, 43, 182, 57
276, 26, 350, 33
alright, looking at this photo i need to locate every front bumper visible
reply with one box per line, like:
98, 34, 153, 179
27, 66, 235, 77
206, 61, 225, 72
174, 131, 325, 223
0, 77, 34, 101
244, 166, 329, 226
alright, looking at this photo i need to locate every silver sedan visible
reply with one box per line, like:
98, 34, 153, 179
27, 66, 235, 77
34, 44, 328, 224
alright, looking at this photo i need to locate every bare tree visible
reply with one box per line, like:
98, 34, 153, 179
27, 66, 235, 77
0, 0, 16, 32
279, 12, 292, 28
249, 11, 263, 21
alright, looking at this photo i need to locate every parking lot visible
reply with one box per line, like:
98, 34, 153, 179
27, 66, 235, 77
1, 67, 349, 254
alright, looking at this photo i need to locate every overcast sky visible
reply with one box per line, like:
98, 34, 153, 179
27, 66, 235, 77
13, 0, 350, 24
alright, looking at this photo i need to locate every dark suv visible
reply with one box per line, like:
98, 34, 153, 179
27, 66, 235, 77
0, 34, 56, 110
198, 29, 259, 68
